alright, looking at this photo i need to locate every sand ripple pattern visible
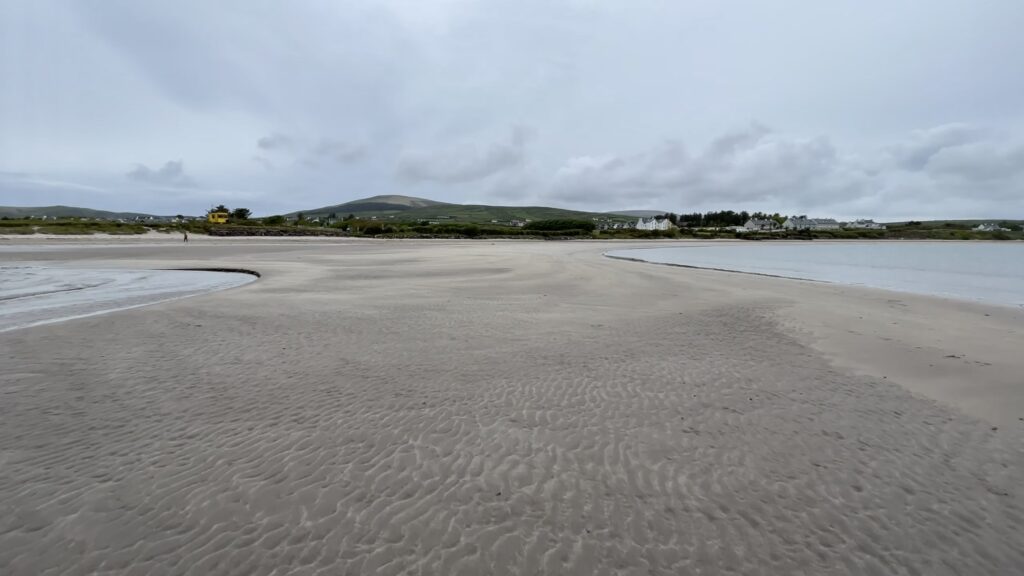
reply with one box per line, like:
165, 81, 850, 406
1, 243, 1023, 575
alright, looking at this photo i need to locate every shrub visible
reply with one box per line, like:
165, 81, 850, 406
1, 226, 34, 234
524, 219, 596, 232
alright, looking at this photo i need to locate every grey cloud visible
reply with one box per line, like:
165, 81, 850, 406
397, 127, 529, 184
256, 134, 364, 167
481, 172, 539, 202
706, 123, 773, 159
547, 123, 1024, 216
6, 1, 1024, 217
0, 171, 106, 196
692, 130, 862, 207
925, 142, 1024, 183
550, 151, 676, 204
126, 160, 197, 188
884, 124, 987, 171
869, 125, 1024, 204
312, 139, 365, 164
257, 133, 294, 151
550, 125, 864, 208
252, 156, 274, 170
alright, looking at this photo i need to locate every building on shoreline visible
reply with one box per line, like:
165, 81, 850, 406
783, 217, 840, 230
636, 217, 671, 231
489, 219, 528, 227
743, 218, 781, 231
974, 223, 1010, 232
844, 219, 887, 230
597, 221, 636, 231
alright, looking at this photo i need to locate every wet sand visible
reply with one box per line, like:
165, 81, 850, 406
0, 266, 255, 333
2, 237, 1023, 575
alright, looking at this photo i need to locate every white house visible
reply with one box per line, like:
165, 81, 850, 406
974, 223, 1009, 232
598, 221, 637, 230
845, 219, 887, 230
743, 218, 780, 231
636, 217, 671, 231
783, 217, 841, 230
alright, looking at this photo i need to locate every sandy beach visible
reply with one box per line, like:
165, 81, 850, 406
2, 237, 1023, 575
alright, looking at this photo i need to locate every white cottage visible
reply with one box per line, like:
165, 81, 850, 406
743, 218, 780, 231
845, 219, 887, 230
636, 217, 671, 231
974, 223, 1009, 232
783, 217, 841, 230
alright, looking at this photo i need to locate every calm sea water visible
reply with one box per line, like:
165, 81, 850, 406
0, 266, 256, 332
606, 242, 1024, 307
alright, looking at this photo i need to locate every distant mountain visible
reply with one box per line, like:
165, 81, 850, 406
289, 195, 634, 224
0, 205, 163, 219
288, 195, 451, 217
609, 210, 668, 218
2, 197, 645, 225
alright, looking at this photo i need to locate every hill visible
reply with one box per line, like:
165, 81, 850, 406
0, 205, 162, 220
289, 195, 634, 224
288, 195, 451, 217
881, 219, 1024, 227
609, 210, 667, 218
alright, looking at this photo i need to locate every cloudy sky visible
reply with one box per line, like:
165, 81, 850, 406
2, 0, 1023, 219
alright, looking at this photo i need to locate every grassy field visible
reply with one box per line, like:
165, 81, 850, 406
0, 219, 149, 235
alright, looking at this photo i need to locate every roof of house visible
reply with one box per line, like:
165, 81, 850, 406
787, 217, 838, 225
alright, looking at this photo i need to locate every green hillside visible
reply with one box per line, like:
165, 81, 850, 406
882, 219, 1024, 228
287, 195, 450, 217
0, 205, 162, 220
609, 210, 668, 218
289, 195, 634, 224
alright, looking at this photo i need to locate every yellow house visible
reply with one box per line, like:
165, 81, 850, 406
207, 211, 228, 224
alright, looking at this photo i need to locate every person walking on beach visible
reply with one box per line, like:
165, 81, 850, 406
183, 231, 189, 243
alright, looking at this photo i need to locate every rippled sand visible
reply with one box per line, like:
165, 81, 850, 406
2, 238, 1022, 575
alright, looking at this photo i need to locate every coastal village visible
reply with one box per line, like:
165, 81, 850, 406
10, 208, 1020, 241
595, 215, 889, 232
5, 196, 1020, 240
178, 213, 1017, 235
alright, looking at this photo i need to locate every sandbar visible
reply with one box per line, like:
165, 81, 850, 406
1, 237, 1022, 575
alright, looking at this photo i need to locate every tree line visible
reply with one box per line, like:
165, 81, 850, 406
209, 205, 251, 220
673, 211, 786, 228
209, 206, 794, 229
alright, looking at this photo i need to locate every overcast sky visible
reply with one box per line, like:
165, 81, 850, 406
2, 0, 1023, 219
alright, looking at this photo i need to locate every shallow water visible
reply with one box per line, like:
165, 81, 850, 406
0, 266, 256, 331
607, 242, 1024, 307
